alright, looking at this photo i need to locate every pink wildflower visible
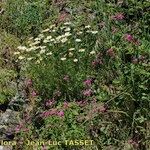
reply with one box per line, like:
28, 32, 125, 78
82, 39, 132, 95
111, 13, 124, 20
57, 110, 64, 117
83, 79, 92, 86
63, 102, 69, 109
31, 90, 37, 97
98, 105, 107, 113
83, 89, 93, 97
124, 34, 134, 42
77, 100, 87, 107
45, 99, 55, 107
106, 48, 115, 58
63, 75, 70, 81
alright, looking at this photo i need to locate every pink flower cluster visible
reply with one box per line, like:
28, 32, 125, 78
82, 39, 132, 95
106, 48, 115, 58
40, 109, 64, 118
45, 98, 55, 107
77, 100, 87, 107
63, 75, 70, 81
124, 34, 140, 45
111, 13, 124, 21
83, 78, 93, 87
128, 139, 139, 148
92, 59, 103, 68
15, 123, 29, 133
83, 89, 93, 97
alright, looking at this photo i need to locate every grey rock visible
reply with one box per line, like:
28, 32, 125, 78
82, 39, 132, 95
0, 109, 19, 125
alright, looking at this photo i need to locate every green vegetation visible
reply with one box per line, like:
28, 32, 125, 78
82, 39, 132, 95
0, 0, 149, 150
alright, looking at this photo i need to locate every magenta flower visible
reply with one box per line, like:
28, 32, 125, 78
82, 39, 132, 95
83, 89, 93, 97
83, 79, 92, 86
124, 34, 134, 42
98, 105, 107, 113
63, 102, 69, 108
31, 90, 37, 97
92, 59, 103, 68
111, 13, 124, 20
57, 110, 64, 117
128, 139, 139, 149
63, 75, 70, 81
106, 48, 115, 58
77, 100, 87, 107
40, 109, 57, 118
45, 98, 55, 107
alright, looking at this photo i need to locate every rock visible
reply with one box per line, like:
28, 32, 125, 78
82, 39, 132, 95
0, 146, 12, 150
0, 109, 19, 125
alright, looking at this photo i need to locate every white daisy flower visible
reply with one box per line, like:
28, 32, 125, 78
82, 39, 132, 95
91, 31, 98, 34
18, 56, 25, 60
64, 32, 72, 37
79, 49, 85, 52
64, 27, 71, 32
42, 28, 49, 33
50, 24, 56, 29
64, 22, 72, 25
85, 25, 91, 28
46, 52, 53, 56
90, 50, 96, 55
27, 57, 34, 61
61, 57, 66, 61
69, 48, 75, 51
46, 36, 52, 40
73, 59, 78, 62
77, 31, 83, 35
61, 38, 68, 43
43, 39, 50, 43
40, 49, 46, 54
68, 52, 73, 57
14, 52, 20, 55
32, 41, 40, 45
17, 46, 27, 51
75, 39, 81, 42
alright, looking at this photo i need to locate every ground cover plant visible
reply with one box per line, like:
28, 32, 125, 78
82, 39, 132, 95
0, 0, 150, 150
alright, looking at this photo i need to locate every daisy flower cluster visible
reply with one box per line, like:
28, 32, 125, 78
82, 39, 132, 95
14, 22, 99, 65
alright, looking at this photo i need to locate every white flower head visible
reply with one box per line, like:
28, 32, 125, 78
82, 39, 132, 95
64, 22, 72, 25
69, 48, 75, 51
91, 31, 98, 34
77, 31, 83, 35
46, 52, 53, 56
17, 46, 27, 51
14, 52, 20, 55
18, 56, 25, 60
68, 52, 73, 57
73, 59, 78, 62
90, 50, 96, 55
85, 25, 91, 29
43, 39, 50, 43
79, 49, 85, 52
46, 35, 52, 40
40, 49, 46, 54
32, 41, 40, 45
61, 38, 68, 43
50, 24, 56, 29
64, 32, 72, 37
75, 39, 81, 42
42, 28, 49, 33
64, 27, 71, 32
27, 57, 34, 61
61, 57, 66, 61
